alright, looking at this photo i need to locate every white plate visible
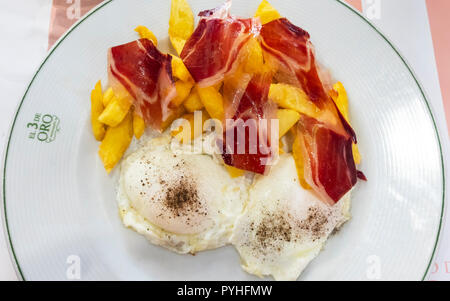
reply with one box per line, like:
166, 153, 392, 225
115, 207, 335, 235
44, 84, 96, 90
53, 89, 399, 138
1, 0, 445, 280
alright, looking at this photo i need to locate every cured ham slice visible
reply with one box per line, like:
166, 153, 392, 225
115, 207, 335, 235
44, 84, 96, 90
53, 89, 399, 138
221, 71, 276, 175
296, 115, 357, 205
181, 1, 275, 174
260, 18, 353, 136
180, 1, 260, 87
261, 18, 361, 203
108, 38, 177, 130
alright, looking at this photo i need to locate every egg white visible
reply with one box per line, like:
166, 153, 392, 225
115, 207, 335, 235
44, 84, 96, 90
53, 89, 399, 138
116, 134, 352, 279
230, 154, 351, 280
117, 135, 249, 254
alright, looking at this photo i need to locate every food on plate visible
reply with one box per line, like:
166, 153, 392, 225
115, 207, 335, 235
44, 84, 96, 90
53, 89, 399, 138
269, 83, 319, 118
117, 136, 248, 254
171, 55, 193, 83
108, 38, 177, 131
102, 87, 114, 106
160, 104, 186, 131
196, 86, 224, 120
98, 111, 133, 173
132, 112, 145, 139
243, 37, 265, 74
292, 131, 311, 190
260, 17, 362, 204
221, 71, 276, 175
277, 109, 300, 138
180, 2, 258, 87
171, 80, 194, 107
89, 0, 366, 280
254, 0, 281, 25
169, 0, 195, 55
183, 90, 204, 112
90, 80, 106, 141
231, 155, 351, 280
170, 109, 210, 143
330, 82, 362, 164
98, 93, 132, 127
134, 25, 158, 45
225, 165, 246, 178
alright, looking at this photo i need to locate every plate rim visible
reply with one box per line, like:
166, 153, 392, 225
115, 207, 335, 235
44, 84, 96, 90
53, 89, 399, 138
1, 0, 445, 281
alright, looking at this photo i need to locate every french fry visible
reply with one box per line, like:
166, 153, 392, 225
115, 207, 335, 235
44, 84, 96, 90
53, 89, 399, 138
98, 112, 133, 173
161, 105, 186, 131
292, 133, 311, 190
352, 138, 361, 164
133, 112, 146, 139
277, 109, 300, 138
269, 83, 319, 117
331, 82, 361, 164
171, 38, 188, 56
91, 81, 106, 141
244, 37, 264, 74
183, 90, 204, 112
169, 0, 195, 55
213, 81, 223, 91
279, 139, 285, 154
170, 114, 192, 143
102, 87, 114, 107
98, 96, 132, 127
172, 80, 194, 107
254, 0, 281, 25
332, 82, 351, 120
196, 85, 224, 121
171, 55, 193, 82
134, 25, 158, 45
225, 165, 245, 178
171, 109, 210, 143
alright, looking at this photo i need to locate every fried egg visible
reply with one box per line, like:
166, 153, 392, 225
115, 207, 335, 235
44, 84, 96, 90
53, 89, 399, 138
117, 135, 248, 254
231, 154, 351, 280
117, 135, 351, 279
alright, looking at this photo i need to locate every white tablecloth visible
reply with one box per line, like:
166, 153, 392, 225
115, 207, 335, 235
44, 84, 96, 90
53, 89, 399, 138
0, 0, 448, 281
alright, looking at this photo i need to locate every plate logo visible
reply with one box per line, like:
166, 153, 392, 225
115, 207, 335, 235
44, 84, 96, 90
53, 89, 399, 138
27, 113, 61, 143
